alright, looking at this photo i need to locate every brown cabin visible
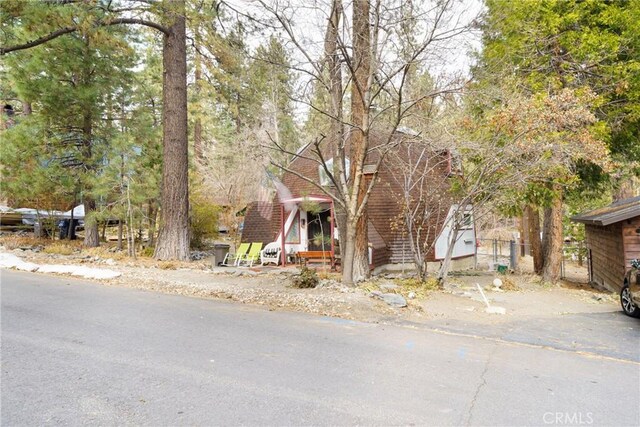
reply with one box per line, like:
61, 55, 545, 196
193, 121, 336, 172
572, 196, 640, 291
240, 129, 476, 271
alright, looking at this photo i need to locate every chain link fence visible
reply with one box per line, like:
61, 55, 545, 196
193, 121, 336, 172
475, 238, 589, 282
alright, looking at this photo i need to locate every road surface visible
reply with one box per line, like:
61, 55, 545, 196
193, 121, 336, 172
2, 270, 639, 425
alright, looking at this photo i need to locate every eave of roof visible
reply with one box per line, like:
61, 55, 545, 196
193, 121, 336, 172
571, 196, 640, 226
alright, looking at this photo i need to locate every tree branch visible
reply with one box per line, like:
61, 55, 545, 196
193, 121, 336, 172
1, 17, 169, 55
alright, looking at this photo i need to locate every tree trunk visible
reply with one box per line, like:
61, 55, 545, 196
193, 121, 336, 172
341, 225, 356, 285
154, 0, 190, 261
352, 211, 369, 281
67, 200, 75, 240
542, 191, 564, 283
541, 206, 551, 264
193, 33, 203, 160
349, 0, 371, 283
21, 101, 32, 115
525, 204, 543, 274
147, 201, 157, 247
117, 219, 123, 251
438, 218, 460, 285
83, 197, 100, 247
613, 176, 637, 201
81, 105, 99, 247
407, 219, 427, 280
323, 0, 350, 283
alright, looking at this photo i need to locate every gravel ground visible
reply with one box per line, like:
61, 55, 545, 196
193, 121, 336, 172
1, 246, 621, 327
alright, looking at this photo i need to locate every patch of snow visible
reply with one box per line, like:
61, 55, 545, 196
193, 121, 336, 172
0, 253, 39, 272
0, 252, 121, 279
37, 264, 121, 279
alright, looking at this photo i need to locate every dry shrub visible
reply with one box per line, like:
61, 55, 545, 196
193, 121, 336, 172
500, 276, 520, 291
317, 270, 340, 281
83, 246, 127, 260
158, 261, 177, 270
43, 242, 77, 255
291, 266, 319, 288
359, 281, 378, 293
0, 236, 49, 250
395, 277, 441, 299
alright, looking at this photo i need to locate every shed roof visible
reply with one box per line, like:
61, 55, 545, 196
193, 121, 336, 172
571, 196, 640, 226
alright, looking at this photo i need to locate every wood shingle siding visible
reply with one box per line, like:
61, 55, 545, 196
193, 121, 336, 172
622, 218, 640, 269
573, 197, 640, 292
586, 223, 626, 291
240, 129, 475, 269
241, 202, 281, 245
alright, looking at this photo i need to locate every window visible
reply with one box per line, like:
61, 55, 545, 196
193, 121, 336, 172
285, 211, 300, 244
319, 157, 350, 186
460, 212, 474, 230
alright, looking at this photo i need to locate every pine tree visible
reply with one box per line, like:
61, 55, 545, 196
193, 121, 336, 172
474, 0, 638, 282
2, 15, 136, 246
1, 0, 192, 260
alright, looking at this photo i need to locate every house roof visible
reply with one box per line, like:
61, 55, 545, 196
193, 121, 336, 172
572, 196, 640, 226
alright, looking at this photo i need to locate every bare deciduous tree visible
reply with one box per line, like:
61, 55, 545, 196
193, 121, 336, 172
240, 0, 477, 284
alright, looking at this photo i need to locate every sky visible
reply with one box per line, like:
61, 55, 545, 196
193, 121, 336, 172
224, 0, 485, 120
226, 0, 485, 80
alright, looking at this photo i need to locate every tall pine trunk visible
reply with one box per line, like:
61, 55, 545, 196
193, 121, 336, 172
525, 204, 543, 274
154, 0, 190, 261
147, 201, 157, 247
83, 197, 100, 246
82, 109, 99, 247
193, 32, 203, 160
542, 189, 563, 283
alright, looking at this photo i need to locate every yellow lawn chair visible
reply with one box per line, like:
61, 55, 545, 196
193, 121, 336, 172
239, 242, 263, 267
222, 242, 251, 267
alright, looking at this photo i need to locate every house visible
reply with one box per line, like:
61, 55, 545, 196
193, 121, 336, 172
572, 196, 640, 291
240, 129, 476, 272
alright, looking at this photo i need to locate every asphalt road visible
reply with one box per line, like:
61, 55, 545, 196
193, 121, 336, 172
2, 270, 639, 426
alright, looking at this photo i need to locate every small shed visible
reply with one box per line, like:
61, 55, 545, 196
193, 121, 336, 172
572, 196, 640, 291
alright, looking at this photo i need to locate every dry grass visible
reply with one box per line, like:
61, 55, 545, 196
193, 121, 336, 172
395, 277, 441, 299
158, 261, 178, 270
499, 276, 520, 291
83, 245, 129, 260
0, 236, 51, 250
317, 270, 341, 281
360, 277, 441, 300
42, 242, 79, 256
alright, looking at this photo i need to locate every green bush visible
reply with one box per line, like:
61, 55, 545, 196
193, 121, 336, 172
291, 266, 319, 288
190, 194, 220, 250
139, 246, 154, 257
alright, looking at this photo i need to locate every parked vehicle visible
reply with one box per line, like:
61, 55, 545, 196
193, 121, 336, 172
621, 259, 640, 318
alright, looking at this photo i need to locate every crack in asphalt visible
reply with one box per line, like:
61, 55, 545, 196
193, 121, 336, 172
464, 344, 496, 426
387, 320, 640, 365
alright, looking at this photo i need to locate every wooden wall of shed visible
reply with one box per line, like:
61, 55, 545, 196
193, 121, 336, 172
622, 216, 640, 270
585, 223, 625, 291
